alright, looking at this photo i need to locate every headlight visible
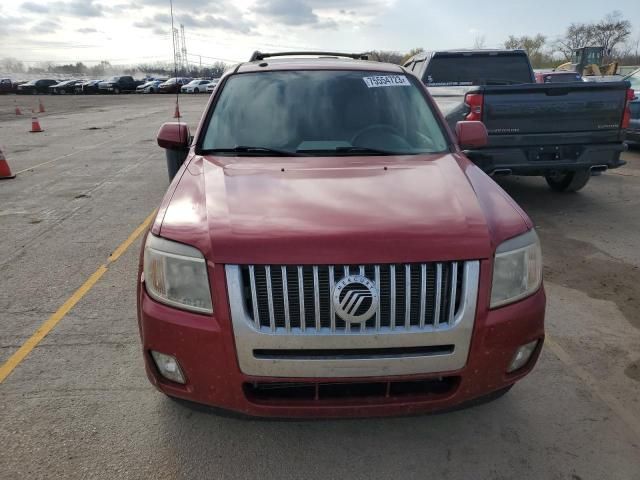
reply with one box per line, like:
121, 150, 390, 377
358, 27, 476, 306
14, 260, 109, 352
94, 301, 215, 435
143, 234, 213, 314
490, 230, 542, 308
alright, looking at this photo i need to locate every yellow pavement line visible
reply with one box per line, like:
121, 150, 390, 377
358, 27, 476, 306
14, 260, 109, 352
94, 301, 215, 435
108, 210, 157, 263
0, 210, 156, 384
545, 336, 640, 440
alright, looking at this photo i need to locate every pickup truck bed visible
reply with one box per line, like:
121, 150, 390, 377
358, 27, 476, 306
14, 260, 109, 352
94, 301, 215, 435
434, 81, 629, 176
405, 49, 632, 191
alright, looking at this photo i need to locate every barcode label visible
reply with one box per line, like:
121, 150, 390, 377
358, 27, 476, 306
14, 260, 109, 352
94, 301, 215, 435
363, 75, 411, 88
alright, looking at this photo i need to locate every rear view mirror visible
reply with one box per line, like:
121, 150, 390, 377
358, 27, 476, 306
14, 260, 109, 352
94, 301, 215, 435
157, 122, 191, 150
455, 121, 488, 149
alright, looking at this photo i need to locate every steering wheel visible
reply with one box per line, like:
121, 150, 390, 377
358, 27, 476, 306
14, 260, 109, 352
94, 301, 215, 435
350, 124, 402, 145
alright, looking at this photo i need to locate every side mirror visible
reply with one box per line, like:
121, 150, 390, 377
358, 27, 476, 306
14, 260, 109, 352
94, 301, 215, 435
157, 122, 191, 151
455, 121, 488, 149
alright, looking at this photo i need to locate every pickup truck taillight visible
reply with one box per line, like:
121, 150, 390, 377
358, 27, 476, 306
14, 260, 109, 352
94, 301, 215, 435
464, 93, 484, 121
622, 89, 635, 129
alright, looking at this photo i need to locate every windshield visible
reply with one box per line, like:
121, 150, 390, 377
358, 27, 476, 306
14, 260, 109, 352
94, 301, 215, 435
201, 70, 448, 156
425, 54, 533, 86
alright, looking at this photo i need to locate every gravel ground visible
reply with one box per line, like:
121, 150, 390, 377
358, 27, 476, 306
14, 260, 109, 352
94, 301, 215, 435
0, 93, 639, 479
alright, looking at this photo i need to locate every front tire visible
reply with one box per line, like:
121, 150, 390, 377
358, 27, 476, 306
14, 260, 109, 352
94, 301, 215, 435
194, 88, 199, 93
544, 169, 591, 192
113, 87, 120, 94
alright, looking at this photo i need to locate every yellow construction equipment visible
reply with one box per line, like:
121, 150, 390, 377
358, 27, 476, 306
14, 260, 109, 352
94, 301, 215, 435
556, 47, 619, 77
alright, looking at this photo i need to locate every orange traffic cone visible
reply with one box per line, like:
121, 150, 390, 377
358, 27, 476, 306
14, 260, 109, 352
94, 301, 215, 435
30, 114, 44, 133
0, 147, 16, 180
173, 101, 181, 118
38, 97, 46, 113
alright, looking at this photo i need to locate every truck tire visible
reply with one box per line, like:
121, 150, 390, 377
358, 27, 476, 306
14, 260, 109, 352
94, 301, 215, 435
544, 169, 591, 192
114, 87, 120, 94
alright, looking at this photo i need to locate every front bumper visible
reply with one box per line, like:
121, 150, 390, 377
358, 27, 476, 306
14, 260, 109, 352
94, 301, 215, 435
137, 261, 545, 418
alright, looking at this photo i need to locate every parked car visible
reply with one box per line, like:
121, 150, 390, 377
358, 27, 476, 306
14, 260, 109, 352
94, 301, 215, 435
535, 71, 583, 83
74, 79, 101, 94
49, 79, 81, 94
12, 80, 28, 93
404, 49, 632, 192
142, 52, 546, 418
206, 79, 220, 93
181, 79, 211, 93
16, 79, 58, 94
158, 77, 191, 94
0, 78, 13, 94
623, 67, 640, 145
136, 80, 163, 94
98, 76, 137, 94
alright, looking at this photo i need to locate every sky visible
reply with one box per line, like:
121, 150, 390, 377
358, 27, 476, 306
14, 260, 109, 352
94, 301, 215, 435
1, 0, 639, 67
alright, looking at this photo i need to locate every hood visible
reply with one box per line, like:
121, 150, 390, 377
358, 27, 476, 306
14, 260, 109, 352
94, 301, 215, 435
157, 154, 530, 264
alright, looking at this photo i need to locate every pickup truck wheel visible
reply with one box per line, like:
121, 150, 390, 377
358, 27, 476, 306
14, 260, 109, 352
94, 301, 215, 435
544, 170, 591, 192
113, 87, 120, 94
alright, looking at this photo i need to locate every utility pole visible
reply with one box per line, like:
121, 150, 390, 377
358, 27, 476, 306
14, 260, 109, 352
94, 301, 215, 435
172, 27, 181, 74
180, 24, 188, 73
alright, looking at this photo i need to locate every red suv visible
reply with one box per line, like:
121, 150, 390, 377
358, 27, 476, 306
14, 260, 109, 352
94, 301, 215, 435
139, 52, 545, 418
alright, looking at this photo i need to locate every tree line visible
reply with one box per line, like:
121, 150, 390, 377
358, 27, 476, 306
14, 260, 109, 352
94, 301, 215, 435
398, 11, 638, 68
0, 58, 228, 79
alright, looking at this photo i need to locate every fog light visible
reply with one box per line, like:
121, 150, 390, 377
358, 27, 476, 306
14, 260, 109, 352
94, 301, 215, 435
507, 340, 539, 373
151, 351, 186, 384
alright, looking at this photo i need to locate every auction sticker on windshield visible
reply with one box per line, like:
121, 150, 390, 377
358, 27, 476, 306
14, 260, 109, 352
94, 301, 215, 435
363, 75, 411, 88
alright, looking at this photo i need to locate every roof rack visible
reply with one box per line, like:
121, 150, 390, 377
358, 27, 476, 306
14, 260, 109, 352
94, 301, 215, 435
249, 51, 369, 62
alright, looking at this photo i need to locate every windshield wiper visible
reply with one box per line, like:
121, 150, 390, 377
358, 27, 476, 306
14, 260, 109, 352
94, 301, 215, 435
300, 146, 407, 156
202, 146, 305, 157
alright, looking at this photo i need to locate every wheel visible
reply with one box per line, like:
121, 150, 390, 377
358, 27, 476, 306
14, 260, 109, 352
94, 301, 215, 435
544, 170, 591, 192
194, 88, 199, 93
149, 88, 155, 93
113, 87, 120, 94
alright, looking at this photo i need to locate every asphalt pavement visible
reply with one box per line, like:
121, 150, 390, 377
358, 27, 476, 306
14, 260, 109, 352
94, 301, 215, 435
0, 93, 639, 479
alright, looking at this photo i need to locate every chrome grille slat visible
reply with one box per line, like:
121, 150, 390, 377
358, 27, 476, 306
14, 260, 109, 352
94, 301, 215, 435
313, 266, 321, 331
248, 266, 260, 329
419, 264, 426, 329
374, 265, 381, 332
329, 266, 336, 332
390, 265, 396, 330
297, 266, 305, 332
434, 263, 442, 328
265, 266, 275, 331
242, 262, 466, 334
404, 264, 411, 329
449, 262, 458, 324
281, 266, 290, 332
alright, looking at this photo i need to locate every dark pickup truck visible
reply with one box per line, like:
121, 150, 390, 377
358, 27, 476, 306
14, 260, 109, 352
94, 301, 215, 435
404, 50, 633, 191
98, 75, 139, 94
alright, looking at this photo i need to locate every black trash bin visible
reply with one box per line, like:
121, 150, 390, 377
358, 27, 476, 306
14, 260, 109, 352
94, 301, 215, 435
165, 149, 188, 181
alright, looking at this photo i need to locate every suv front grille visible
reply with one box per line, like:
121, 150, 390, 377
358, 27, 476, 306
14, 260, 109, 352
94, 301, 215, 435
240, 263, 465, 333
